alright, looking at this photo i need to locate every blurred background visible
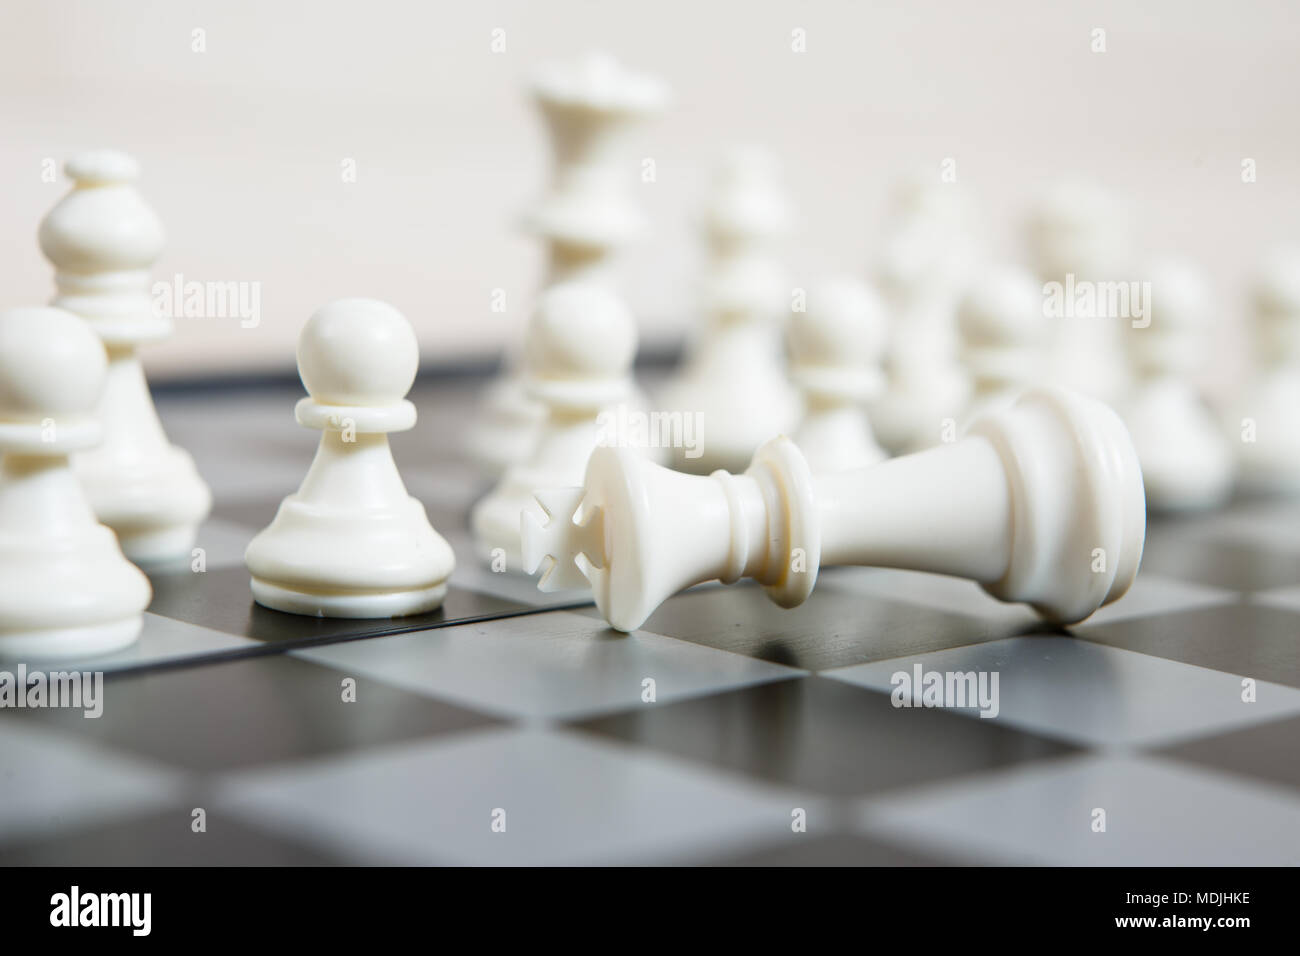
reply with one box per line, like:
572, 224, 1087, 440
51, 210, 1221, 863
1, 0, 1296, 382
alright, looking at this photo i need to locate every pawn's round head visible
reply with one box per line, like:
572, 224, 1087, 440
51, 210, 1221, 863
297, 298, 420, 407
525, 283, 637, 384
877, 228, 932, 293
1027, 179, 1130, 279
65, 150, 141, 186
790, 277, 887, 367
0, 307, 107, 424
38, 149, 165, 274
888, 168, 968, 231
1031, 179, 1117, 229
959, 267, 1046, 348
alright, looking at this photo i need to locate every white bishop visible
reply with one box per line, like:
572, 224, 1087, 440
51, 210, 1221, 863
38, 150, 212, 563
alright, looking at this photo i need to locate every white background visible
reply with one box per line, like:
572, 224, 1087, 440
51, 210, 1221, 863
1, 0, 1295, 382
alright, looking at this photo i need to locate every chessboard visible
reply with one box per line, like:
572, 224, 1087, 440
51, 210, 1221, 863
2, 372, 1300, 867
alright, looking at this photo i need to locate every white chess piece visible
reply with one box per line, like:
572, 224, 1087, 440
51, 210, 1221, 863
38, 150, 212, 563
1027, 179, 1133, 406
870, 173, 975, 453
1236, 245, 1300, 494
1124, 259, 1234, 511
527, 52, 669, 273
0, 307, 151, 659
789, 277, 888, 473
959, 266, 1048, 424
471, 283, 637, 569
467, 53, 667, 477
524, 387, 1145, 633
660, 147, 801, 473
245, 299, 454, 618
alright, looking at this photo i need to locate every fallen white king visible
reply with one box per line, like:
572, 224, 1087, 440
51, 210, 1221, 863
522, 387, 1146, 632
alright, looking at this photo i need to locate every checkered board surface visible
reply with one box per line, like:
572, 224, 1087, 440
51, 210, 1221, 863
3, 377, 1300, 867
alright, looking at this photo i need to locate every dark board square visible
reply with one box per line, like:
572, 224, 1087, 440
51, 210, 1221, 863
0, 807, 351, 866
596, 578, 1031, 672
1156, 713, 1300, 793
14, 653, 503, 772
571, 675, 1076, 797
1138, 532, 1300, 594
1075, 602, 1300, 688
146, 564, 530, 652
697, 832, 970, 867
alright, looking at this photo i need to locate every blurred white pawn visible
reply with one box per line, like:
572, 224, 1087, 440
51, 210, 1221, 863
789, 278, 888, 473
870, 173, 974, 453
0, 307, 151, 659
1125, 260, 1234, 511
959, 267, 1048, 425
1236, 245, 1300, 494
1026, 180, 1133, 407
659, 148, 800, 474
472, 283, 637, 569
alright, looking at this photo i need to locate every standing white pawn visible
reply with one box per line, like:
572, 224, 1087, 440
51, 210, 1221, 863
471, 283, 637, 569
1026, 179, 1133, 406
1124, 260, 1234, 511
37, 150, 211, 563
958, 266, 1048, 425
0, 307, 151, 659
789, 277, 889, 473
1235, 246, 1300, 494
245, 300, 454, 618
659, 148, 800, 474
869, 173, 975, 453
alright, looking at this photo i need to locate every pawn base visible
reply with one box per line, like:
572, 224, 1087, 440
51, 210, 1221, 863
466, 374, 545, 477
78, 445, 213, 564
250, 578, 448, 619
0, 616, 143, 661
116, 523, 201, 565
